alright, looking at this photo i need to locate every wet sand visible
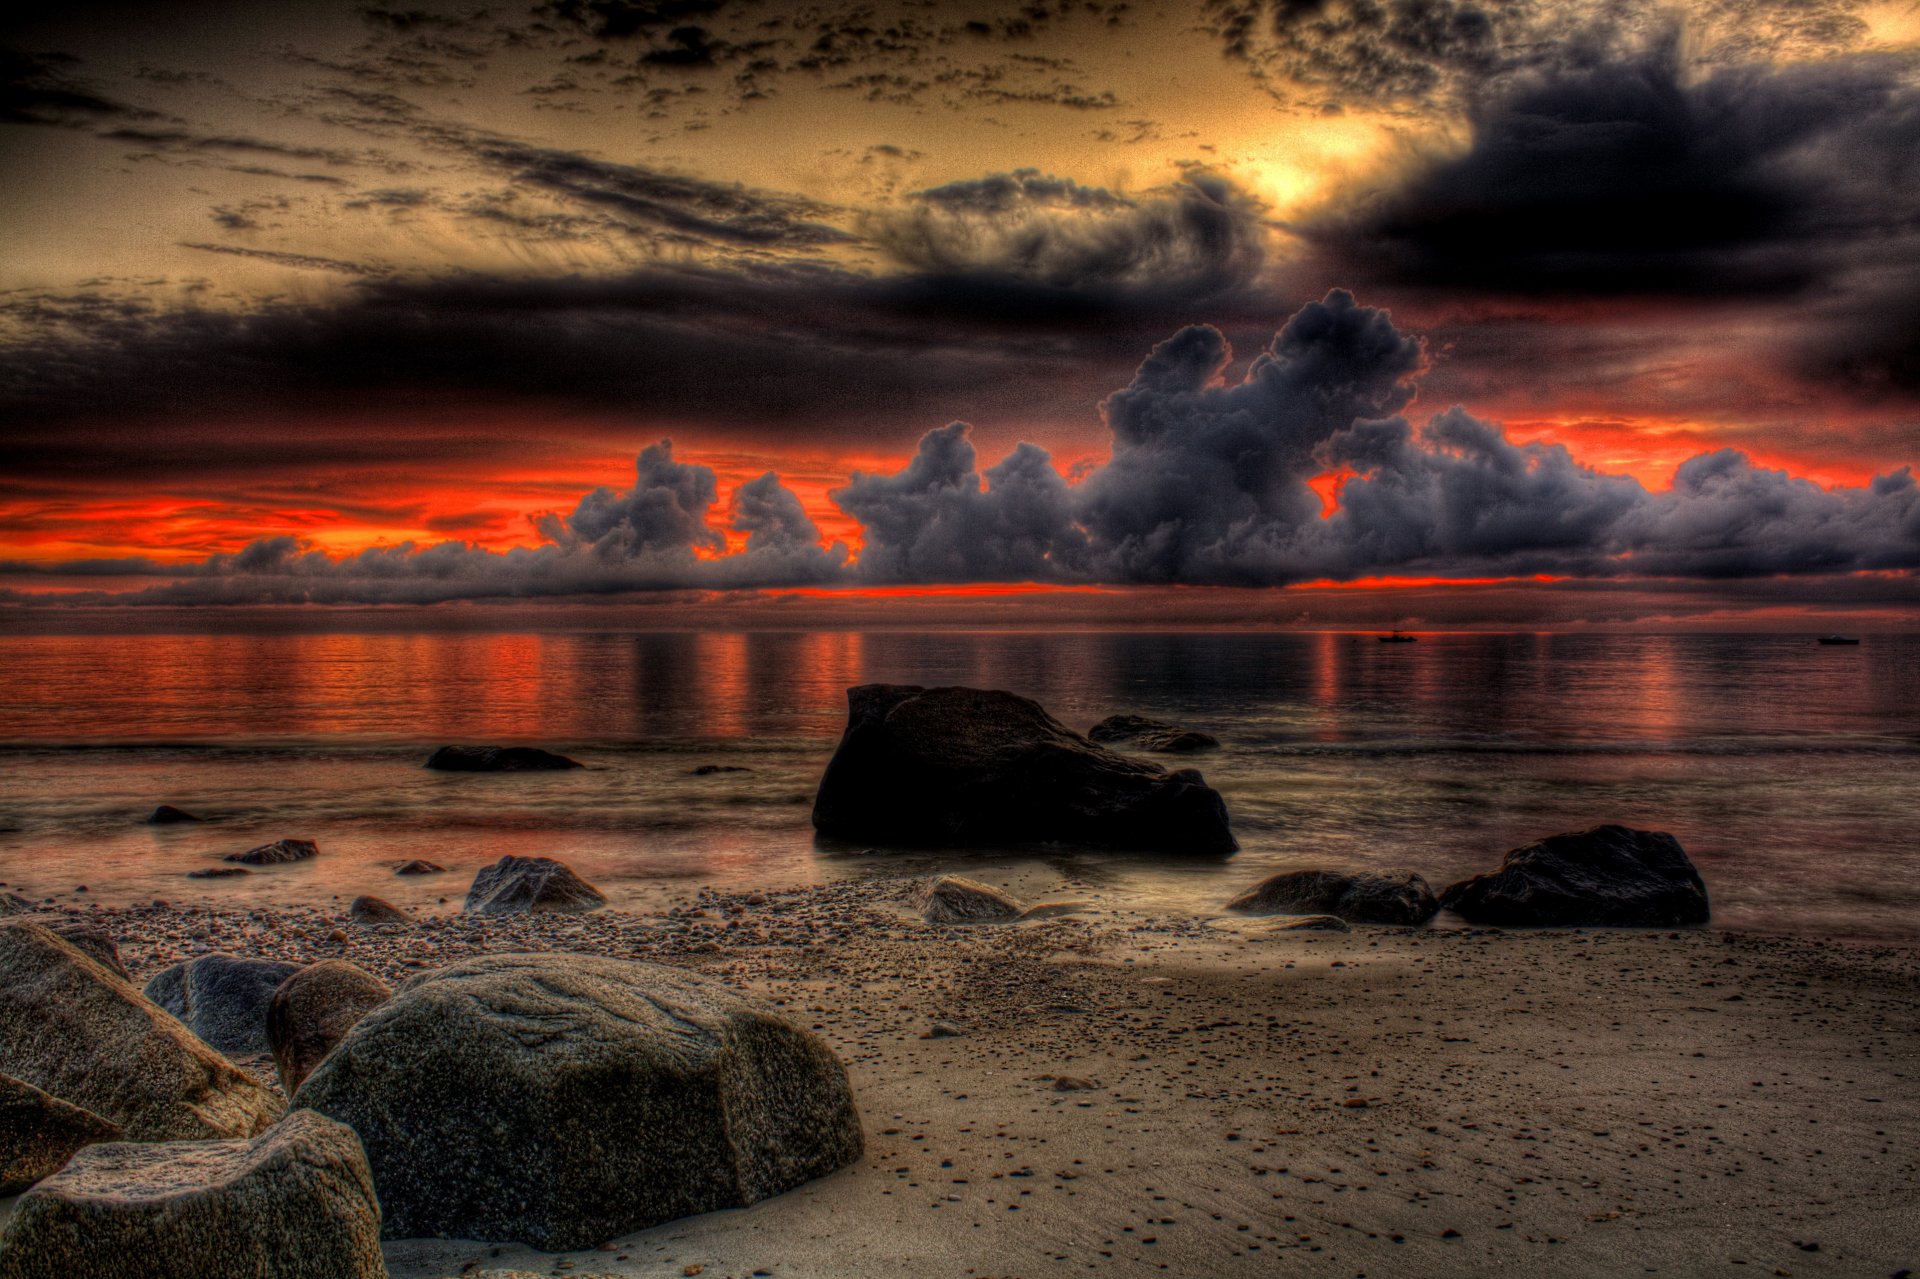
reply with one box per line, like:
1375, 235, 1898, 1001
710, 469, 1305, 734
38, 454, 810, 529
16, 883, 1920, 1278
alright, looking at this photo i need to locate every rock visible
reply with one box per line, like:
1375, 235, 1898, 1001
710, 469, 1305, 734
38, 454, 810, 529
35, 922, 128, 980
393, 860, 444, 875
811, 685, 1237, 854
225, 838, 318, 865
295, 953, 863, 1249
186, 866, 249, 879
1267, 914, 1352, 932
1226, 869, 1440, 925
147, 805, 201, 824
0, 923, 281, 1141
913, 875, 1024, 924
0, 1109, 385, 1279
1439, 825, 1711, 927
0, 894, 34, 915
143, 954, 305, 1057
266, 961, 393, 1097
424, 745, 582, 772
1087, 714, 1221, 753
348, 896, 410, 927
463, 855, 607, 915
690, 764, 751, 775
0, 1072, 123, 1196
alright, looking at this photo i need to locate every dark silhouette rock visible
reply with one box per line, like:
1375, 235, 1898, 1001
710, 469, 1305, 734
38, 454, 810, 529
225, 838, 317, 865
392, 860, 444, 875
812, 685, 1237, 854
146, 805, 201, 825
143, 954, 304, 1057
347, 896, 410, 927
295, 953, 863, 1249
1087, 714, 1221, 753
690, 764, 751, 775
0, 1072, 123, 1196
463, 855, 607, 915
187, 867, 249, 879
1439, 825, 1711, 927
0, 923, 281, 1141
424, 746, 582, 772
0, 1109, 385, 1279
266, 961, 393, 1097
913, 875, 1024, 924
1227, 869, 1440, 925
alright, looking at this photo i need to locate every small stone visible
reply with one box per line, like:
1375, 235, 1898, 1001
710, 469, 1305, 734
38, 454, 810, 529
225, 838, 318, 866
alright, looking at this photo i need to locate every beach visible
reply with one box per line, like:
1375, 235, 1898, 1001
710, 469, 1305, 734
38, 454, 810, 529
13, 881, 1915, 1279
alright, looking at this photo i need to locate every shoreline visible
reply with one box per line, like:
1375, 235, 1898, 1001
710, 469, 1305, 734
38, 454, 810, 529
6, 886, 1916, 1278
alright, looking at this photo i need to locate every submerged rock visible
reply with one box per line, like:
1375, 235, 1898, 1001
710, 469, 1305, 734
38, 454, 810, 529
0, 923, 282, 1141
295, 953, 863, 1249
463, 855, 607, 916
225, 838, 318, 866
1439, 825, 1711, 927
0, 1072, 123, 1196
392, 860, 444, 875
424, 745, 582, 772
1227, 869, 1440, 925
266, 961, 393, 1097
913, 875, 1024, 924
143, 954, 304, 1057
1087, 714, 1221, 753
0, 1109, 385, 1279
812, 684, 1237, 855
690, 764, 751, 775
147, 805, 201, 825
186, 866, 249, 879
347, 896, 410, 927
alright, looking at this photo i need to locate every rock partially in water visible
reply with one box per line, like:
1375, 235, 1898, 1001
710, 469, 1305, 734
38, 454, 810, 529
463, 855, 608, 916
1439, 825, 1711, 927
295, 953, 863, 1249
690, 764, 752, 775
347, 896, 410, 927
187, 867, 249, 879
392, 860, 444, 876
143, 954, 304, 1057
0, 923, 282, 1141
0, 1072, 122, 1196
424, 745, 582, 772
1227, 869, 1440, 925
913, 875, 1024, 924
0, 1109, 385, 1279
266, 961, 392, 1097
812, 684, 1237, 855
225, 838, 318, 866
147, 805, 201, 825
1087, 714, 1221, 754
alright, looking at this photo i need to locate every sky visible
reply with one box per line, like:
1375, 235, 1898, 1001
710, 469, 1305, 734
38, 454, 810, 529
2, 0, 1917, 624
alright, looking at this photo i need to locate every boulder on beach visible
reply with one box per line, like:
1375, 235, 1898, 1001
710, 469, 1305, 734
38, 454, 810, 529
0, 1072, 123, 1196
266, 961, 393, 1097
463, 855, 607, 915
1226, 869, 1440, 925
347, 896, 410, 927
393, 860, 444, 875
143, 954, 304, 1057
424, 745, 582, 772
1439, 825, 1711, 927
0, 923, 282, 1141
295, 953, 863, 1249
914, 875, 1024, 924
34, 922, 128, 980
225, 838, 317, 866
0, 1109, 386, 1279
811, 684, 1237, 855
1087, 714, 1221, 754
147, 805, 201, 825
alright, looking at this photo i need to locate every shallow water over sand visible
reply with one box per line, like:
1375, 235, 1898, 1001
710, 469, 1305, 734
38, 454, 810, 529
1, 629, 1915, 939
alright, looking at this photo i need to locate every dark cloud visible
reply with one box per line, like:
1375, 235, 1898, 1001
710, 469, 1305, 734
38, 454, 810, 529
1, 48, 156, 126
177, 242, 387, 276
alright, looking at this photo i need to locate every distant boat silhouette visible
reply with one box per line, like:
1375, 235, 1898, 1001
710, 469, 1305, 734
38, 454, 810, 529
1816, 635, 1861, 645
1378, 630, 1417, 643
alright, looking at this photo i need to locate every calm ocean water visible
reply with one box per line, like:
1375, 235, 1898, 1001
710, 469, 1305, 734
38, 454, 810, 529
0, 629, 1915, 939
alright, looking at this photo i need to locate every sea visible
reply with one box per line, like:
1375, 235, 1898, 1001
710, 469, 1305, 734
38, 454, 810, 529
1, 628, 1915, 940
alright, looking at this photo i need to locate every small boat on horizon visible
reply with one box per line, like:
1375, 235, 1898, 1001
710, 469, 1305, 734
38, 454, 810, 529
1816, 635, 1861, 645
1378, 630, 1417, 643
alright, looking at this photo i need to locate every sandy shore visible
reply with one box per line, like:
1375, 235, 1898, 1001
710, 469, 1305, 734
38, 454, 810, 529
11, 882, 1919, 1278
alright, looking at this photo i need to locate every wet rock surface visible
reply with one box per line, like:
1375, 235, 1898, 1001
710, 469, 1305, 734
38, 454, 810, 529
1227, 869, 1440, 925
1087, 714, 1221, 753
266, 960, 394, 1097
143, 953, 304, 1057
463, 855, 608, 916
1440, 825, 1711, 927
913, 875, 1025, 924
225, 838, 318, 866
424, 746, 582, 772
147, 805, 201, 825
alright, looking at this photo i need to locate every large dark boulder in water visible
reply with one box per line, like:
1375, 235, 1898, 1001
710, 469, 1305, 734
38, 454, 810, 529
225, 838, 317, 865
143, 954, 305, 1057
812, 685, 1237, 854
0, 923, 282, 1141
1439, 825, 1710, 927
0, 1072, 122, 1196
1087, 714, 1220, 754
424, 745, 582, 772
147, 805, 201, 825
1226, 869, 1439, 925
0, 1109, 385, 1279
295, 953, 863, 1249
463, 855, 607, 915
266, 961, 393, 1097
